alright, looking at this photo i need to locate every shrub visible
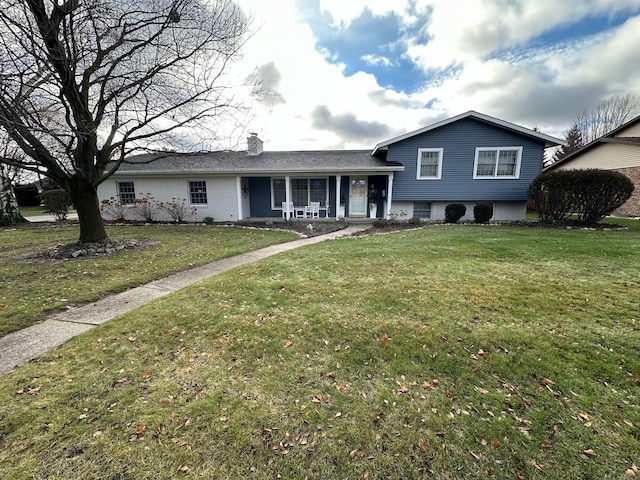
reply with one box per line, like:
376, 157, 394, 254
40, 189, 72, 221
570, 170, 634, 224
203, 216, 214, 225
131, 193, 159, 222
445, 203, 466, 223
529, 169, 634, 225
473, 204, 493, 223
373, 218, 389, 228
528, 171, 576, 223
408, 216, 422, 225
158, 197, 196, 223
100, 197, 128, 221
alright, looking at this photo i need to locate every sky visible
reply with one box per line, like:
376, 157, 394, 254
231, 0, 640, 151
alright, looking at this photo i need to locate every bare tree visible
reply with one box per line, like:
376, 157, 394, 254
575, 94, 640, 144
0, 0, 251, 242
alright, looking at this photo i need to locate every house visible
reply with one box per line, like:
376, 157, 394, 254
97, 111, 562, 222
545, 115, 640, 217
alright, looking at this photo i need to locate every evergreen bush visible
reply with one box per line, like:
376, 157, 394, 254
528, 169, 634, 225
445, 203, 466, 223
473, 204, 493, 223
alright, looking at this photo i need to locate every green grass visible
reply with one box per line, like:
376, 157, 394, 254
1, 224, 639, 479
0, 224, 298, 337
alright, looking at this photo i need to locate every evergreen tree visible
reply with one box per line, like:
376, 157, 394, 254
548, 123, 584, 166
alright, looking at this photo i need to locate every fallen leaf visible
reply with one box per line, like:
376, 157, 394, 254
177, 465, 190, 472
142, 371, 151, 380
583, 449, 596, 457
578, 412, 591, 423
135, 425, 147, 435
284, 340, 293, 348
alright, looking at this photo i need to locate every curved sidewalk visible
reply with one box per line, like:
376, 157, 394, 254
0, 225, 368, 376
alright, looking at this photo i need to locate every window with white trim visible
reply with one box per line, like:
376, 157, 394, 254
272, 178, 328, 208
116, 181, 135, 204
413, 202, 432, 219
272, 178, 286, 207
473, 147, 522, 179
417, 148, 443, 179
189, 181, 208, 205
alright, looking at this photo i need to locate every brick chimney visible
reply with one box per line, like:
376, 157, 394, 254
247, 133, 263, 156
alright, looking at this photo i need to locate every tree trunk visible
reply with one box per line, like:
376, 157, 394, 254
69, 185, 108, 243
0, 167, 26, 225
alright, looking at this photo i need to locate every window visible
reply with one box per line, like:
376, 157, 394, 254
272, 178, 328, 208
309, 178, 327, 203
413, 202, 432, 219
473, 147, 522, 179
189, 181, 208, 205
272, 178, 286, 207
116, 181, 135, 204
417, 148, 443, 179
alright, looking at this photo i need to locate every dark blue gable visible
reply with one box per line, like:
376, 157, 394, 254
388, 118, 545, 201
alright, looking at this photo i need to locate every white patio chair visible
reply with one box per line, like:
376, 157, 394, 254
306, 201, 320, 219
282, 202, 294, 219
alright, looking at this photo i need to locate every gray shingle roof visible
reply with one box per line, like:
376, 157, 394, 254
113, 150, 403, 176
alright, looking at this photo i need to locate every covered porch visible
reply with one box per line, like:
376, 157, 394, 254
237, 173, 398, 221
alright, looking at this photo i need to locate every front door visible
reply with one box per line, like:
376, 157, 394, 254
349, 177, 367, 217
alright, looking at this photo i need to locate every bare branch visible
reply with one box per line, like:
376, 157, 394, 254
0, 0, 252, 241
575, 94, 640, 144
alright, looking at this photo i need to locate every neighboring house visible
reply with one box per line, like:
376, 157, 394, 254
98, 111, 562, 222
545, 115, 640, 217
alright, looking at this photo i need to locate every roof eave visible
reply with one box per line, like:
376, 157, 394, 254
372, 110, 563, 154
111, 165, 405, 177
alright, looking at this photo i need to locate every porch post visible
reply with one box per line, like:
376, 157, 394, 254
236, 176, 244, 220
285, 175, 292, 220
335, 175, 341, 220
386, 173, 394, 219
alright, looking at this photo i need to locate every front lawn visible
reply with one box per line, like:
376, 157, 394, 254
0, 224, 298, 337
0, 224, 638, 479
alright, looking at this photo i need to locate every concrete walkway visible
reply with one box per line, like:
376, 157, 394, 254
0, 225, 369, 376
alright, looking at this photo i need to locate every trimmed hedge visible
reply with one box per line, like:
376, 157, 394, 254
473, 204, 493, 223
445, 203, 466, 223
40, 189, 72, 221
528, 169, 634, 225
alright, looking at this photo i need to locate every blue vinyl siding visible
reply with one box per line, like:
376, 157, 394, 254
248, 176, 339, 218
389, 118, 545, 201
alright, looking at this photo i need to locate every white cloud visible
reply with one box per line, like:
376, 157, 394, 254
316, 0, 408, 27
231, 0, 640, 150
360, 54, 393, 67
